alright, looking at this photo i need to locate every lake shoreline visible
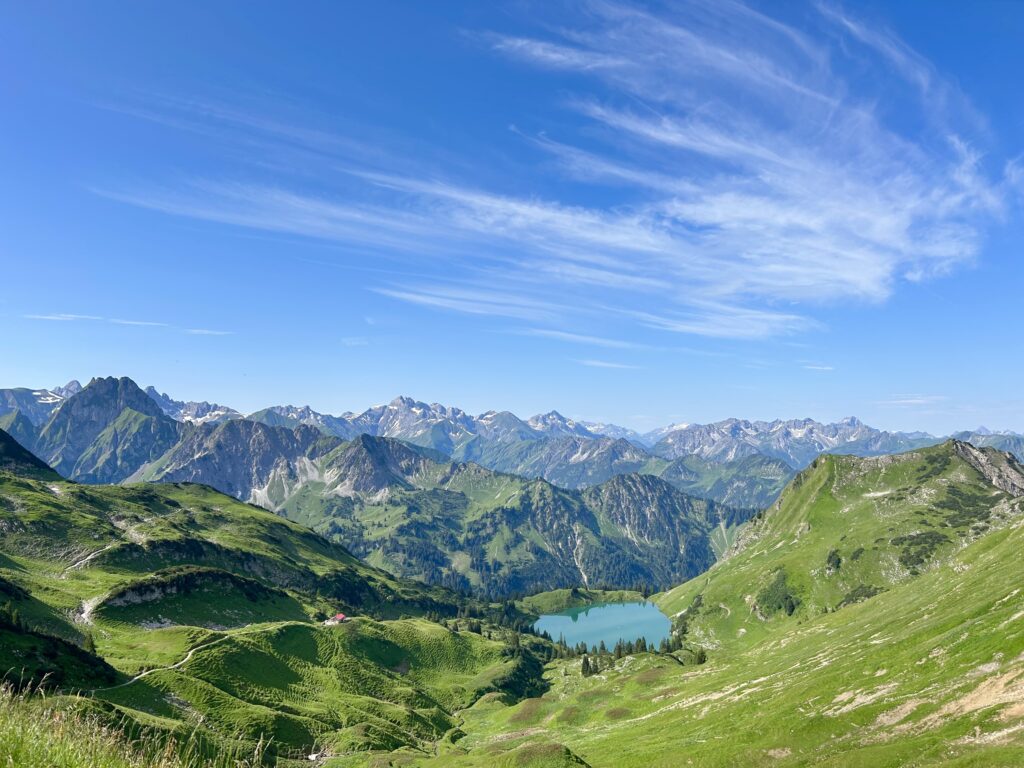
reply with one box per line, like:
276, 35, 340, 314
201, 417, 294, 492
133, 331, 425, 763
533, 600, 671, 650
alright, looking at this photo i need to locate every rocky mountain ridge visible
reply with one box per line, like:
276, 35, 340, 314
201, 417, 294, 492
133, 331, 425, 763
2, 376, 1020, 510
127, 420, 732, 595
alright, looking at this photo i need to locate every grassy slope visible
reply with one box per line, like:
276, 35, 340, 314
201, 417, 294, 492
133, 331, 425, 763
401, 443, 1024, 767
0, 684, 263, 768
95, 618, 531, 759
0, 473, 466, 631
0, 467, 544, 760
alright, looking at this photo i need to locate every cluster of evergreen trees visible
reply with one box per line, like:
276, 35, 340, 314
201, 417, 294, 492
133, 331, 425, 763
576, 635, 705, 674
422, 600, 539, 636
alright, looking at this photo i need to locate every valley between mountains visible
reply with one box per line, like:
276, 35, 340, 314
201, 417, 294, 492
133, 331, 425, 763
1, 376, 1024, 766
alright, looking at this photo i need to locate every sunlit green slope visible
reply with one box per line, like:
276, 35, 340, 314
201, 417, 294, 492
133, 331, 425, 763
403, 441, 1024, 767
0, 448, 546, 761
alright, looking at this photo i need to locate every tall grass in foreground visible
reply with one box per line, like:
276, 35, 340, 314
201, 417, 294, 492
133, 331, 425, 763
0, 684, 265, 768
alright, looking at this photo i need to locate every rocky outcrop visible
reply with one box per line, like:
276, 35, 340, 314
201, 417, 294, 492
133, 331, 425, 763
953, 440, 1024, 497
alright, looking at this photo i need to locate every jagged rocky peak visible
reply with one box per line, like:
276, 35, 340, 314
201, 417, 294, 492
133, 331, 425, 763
0, 386, 68, 426
580, 421, 643, 441
30, 375, 181, 482
146, 386, 241, 425
74, 376, 168, 417
527, 410, 597, 438
52, 379, 83, 398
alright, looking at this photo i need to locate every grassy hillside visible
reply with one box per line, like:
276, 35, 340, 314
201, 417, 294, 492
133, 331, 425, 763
0, 684, 262, 768
657, 441, 1023, 641
389, 441, 1024, 767
0, 453, 548, 762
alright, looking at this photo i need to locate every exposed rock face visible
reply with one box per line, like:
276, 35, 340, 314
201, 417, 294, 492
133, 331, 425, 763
953, 440, 1024, 497
0, 411, 39, 454
582, 473, 717, 578
326, 434, 439, 494
951, 431, 1024, 466
52, 380, 83, 399
135, 419, 331, 500
348, 396, 488, 454
655, 453, 795, 509
135, 418, 744, 596
526, 411, 599, 439
245, 404, 355, 438
71, 409, 183, 484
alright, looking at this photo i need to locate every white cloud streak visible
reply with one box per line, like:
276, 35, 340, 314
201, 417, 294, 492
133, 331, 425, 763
24, 313, 103, 321
373, 285, 561, 322
519, 328, 639, 349
877, 394, 948, 408
25, 313, 228, 336
575, 359, 639, 369
109, 318, 170, 327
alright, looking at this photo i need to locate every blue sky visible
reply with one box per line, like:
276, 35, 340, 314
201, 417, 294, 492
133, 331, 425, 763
2, 1, 1022, 434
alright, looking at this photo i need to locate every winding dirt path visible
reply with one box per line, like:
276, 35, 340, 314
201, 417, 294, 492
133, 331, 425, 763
91, 637, 227, 693
89, 625, 271, 694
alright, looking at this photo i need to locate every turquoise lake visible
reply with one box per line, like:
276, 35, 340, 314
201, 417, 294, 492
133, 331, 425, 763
533, 601, 671, 649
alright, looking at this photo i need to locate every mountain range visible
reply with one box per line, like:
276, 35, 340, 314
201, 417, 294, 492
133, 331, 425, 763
0, 379, 737, 596
3, 377, 1020, 495
129, 419, 727, 596
2, 375, 1022, 598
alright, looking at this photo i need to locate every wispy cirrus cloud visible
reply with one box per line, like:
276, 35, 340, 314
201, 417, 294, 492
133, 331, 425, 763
109, 318, 170, 327
518, 328, 640, 349
372, 285, 560, 322
575, 359, 639, 370
24, 313, 230, 336
94, 1, 1009, 341
185, 328, 233, 336
24, 313, 103, 321
877, 394, 949, 408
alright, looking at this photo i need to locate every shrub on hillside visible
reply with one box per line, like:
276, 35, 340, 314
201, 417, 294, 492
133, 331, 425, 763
756, 570, 800, 617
